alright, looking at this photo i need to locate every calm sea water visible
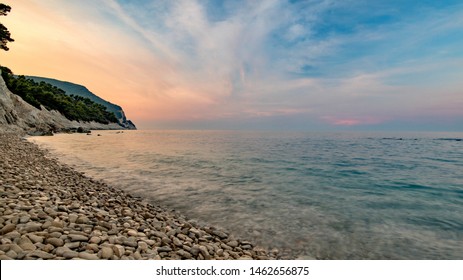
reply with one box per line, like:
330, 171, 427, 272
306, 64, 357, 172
30, 130, 463, 259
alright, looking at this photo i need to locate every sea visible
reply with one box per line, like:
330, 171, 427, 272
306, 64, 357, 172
29, 130, 463, 259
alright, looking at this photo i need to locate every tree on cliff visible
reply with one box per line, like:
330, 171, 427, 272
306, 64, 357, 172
0, 3, 14, 51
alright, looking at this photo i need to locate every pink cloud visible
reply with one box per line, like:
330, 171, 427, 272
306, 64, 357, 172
322, 116, 386, 126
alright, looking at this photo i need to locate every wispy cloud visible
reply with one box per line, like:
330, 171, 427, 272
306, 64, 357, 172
1, 0, 463, 130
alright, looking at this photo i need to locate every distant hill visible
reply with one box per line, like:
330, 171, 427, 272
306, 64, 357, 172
1, 70, 127, 135
27, 76, 136, 129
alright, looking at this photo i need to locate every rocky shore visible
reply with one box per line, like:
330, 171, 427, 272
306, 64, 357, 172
0, 133, 273, 260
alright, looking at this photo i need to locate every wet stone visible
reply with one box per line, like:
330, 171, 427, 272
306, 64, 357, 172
212, 230, 228, 239
0, 134, 271, 261
226, 240, 239, 248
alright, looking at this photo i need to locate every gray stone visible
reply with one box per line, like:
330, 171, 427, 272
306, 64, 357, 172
48, 232, 62, 238
44, 207, 57, 217
0, 224, 16, 234
189, 227, 202, 238
212, 230, 228, 239
51, 220, 64, 228
0, 255, 13, 260
62, 251, 79, 259
177, 249, 192, 259
55, 246, 71, 257
47, 237, 64, 247
172, 237, 183, 247
166, 229, 177, 237
217, 249, 224, 257
199, 245, 211, 260
241, 244, 252, 250
64, 242, 80, 249
68, 214, 78, 223
145, 239, 155, 246
89, 236, 101, 244
99, 247, 113, 259
9, 244, 23, 254
228, 251, 240, 259
4, 230, 21, 240
123, 239, 138, 248
47, 226, 63, 233
189, 245, 200, 256
133, 251, 142, 260
112, 245, 125, 258
27, 250, 54, 259
42, 244, 55, 253
41, 221, 52, 230
86, 243, 99, 252
127, 229, 138, 236
37, 211, 49, 220
78, 252, 99, 260
0, 242, 11, 251
75, 215, 90, 224
18, 236, 36, 251
157, 246, 172, 253
226, 240, 239, 248
137, 241, 148, 252
161, 237, 171, 245
221, 243, 232, 250
6, 250, 18, 259
122, 209, 132, 217
19, 215, 31, 224
97, 221, 112, 230
177, 233, 191, 241
152, 231, 168, 239
21, 222, 42, 233
68, 234, 88, 242
70, 202, 80, 210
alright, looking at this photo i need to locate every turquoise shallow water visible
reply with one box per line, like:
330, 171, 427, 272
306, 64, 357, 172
30, 130, 463, 259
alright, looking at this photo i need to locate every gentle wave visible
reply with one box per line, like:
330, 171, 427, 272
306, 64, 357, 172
30, 130, 463, 259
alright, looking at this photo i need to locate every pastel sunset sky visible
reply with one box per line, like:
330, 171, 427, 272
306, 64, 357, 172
1, 0, 462, 131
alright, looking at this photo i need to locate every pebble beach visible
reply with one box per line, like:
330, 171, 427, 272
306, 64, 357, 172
0, 133, 273, 260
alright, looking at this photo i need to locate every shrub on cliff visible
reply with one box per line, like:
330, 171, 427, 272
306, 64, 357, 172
1, 66, 118, 124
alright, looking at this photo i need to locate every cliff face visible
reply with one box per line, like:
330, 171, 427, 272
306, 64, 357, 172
26, 76, 136, 129
0, 73, 130, 134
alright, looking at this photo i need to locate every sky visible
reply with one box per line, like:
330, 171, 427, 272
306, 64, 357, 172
0, 0, 462, 131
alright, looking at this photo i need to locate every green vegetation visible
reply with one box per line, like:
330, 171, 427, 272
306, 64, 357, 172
1, 66, 118, 124
28, 76, 125, 122
0, 3, 14, 51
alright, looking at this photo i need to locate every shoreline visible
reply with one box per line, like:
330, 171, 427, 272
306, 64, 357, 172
0, 133, 273, 260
